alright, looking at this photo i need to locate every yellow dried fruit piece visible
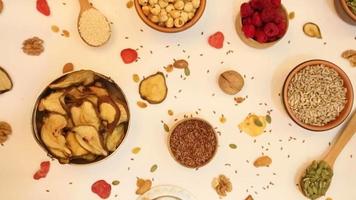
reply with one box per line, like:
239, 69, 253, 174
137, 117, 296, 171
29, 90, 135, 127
254, 155, 272, 167
164, 64, 173, 73
51, 25, 60, 33
126, 0, 134, 8
137, 101, 147, 108
303, 22, 322, 39
132, 147, 141, 154
288, 12, 295, 20
238, 114, 267, 137
139, 72, 168, 104
136, 178, 152, 195
132, 74, 140, 83
219, 114, 226, 123
168, 109, 174, 116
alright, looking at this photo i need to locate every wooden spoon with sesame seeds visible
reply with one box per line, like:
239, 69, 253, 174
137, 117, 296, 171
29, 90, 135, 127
77, 0, 111, 47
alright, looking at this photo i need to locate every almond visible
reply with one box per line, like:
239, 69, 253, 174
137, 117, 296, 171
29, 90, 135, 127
253, 155, 272, 167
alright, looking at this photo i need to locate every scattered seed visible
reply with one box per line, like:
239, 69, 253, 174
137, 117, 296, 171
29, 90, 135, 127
184, 67, 190, 76
137, 101, 147, 108
266, 115, 272, 124
112, 180, 120, 186
132, 74, 140, 83
62, 63, 74, 73
163, 123, 170, 132
229, 144, 237, 149
150, 164, 158, 172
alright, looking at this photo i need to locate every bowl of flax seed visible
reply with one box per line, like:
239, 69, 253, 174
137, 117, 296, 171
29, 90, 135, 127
168, 117, 218, 168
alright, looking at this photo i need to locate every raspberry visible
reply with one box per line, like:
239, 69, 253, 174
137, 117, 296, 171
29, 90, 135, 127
92, 180, 111, 199
240, 3, 253, 17
264, 22, 279, 37
259, 0, 272, 8
268, 36, 278, 42
120, 48, 138, 64
255, 29, 268, 43
273, 10, 286, 24
271, 0, 281, 8
250, 0, 264, 11
242, 24, 256, 38
242, 17, 252, 26
261, 7, 277, 23
252, 12, 262, 27
277, 21, 287, 37
208, 31, 224, 49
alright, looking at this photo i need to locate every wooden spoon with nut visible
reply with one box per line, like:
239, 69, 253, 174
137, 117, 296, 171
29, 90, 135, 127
299, 111, 356, 199
78, 0, 111, 47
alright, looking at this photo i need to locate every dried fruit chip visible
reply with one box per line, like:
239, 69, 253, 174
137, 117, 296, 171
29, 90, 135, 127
121, 48, 138, 64
208, 32, 224, 49
150, 164, 158, 172
136, 178, 152, 195
62, 63, 74, 73
36, 0, 50, 16
303, 22, 322, 39
33, 161, 50, 180
239, 114, 268, 137
254, 155, 272, 167
91, 180, 111, 199
0, 67, 13, 94
132, 147, 141, 154
139, 72, 168, 104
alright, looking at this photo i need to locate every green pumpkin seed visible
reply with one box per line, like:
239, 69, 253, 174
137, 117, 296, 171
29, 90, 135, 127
184, 67, 190, 76
112, 180, 120, 185
229, 144, 237, 149
266, 115, 272, 123
150, 164, 158, 173
253, 118, 263, 127
163, 123, 170, 132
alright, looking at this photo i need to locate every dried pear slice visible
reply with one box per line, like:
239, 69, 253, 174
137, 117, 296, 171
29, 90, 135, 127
49, 147, 69, 158
106, 123, 125, 152
115, 101, 128, 125
303, 22, 322, 39
41, 114, 71, 155
38, 92, 66, 115
49, 70, 95, 89
139, 72, 168, 104
89, 86, 109, 97
71, 101, 100, 130
66, 131, 89, 156
80, 153, 97, 161
99, 102, 117, 124
0, 67, 13, 94
72, 125, 107, 156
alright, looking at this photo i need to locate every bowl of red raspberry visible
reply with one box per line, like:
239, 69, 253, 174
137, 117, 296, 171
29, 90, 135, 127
236, 0, 289, 48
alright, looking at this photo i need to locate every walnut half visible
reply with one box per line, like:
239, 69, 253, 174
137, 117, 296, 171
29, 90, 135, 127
212, 174, 232, 197
0, 121, 12, 144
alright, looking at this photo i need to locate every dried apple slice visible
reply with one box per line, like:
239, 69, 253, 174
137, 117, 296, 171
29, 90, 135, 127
303, 22, 322, 39
71, 101, 100, 130
106, 123, 125, 152
38, 92, 66, 115
139, 72, 167, 104
41, 114, 71, 156
72, 125, 107, 156
66, 131, 89, 156
115, 101, 128, 125
0, 67, 13, 94
49, 70, 95, 89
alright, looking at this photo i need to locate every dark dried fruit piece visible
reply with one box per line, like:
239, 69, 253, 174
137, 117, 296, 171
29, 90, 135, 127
173, 59, 189, 69
208, 32, 224, 49
36, 0, 50, 16
92, 180, 111, 199
139, 72, 168, 104
0, 67, 13, 94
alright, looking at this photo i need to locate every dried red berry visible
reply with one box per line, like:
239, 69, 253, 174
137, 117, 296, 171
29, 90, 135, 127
33, 161, 50, 180
36, 0, 50, 16
92, 180, 111, 199
120, 48, 138, 64
242, 24, 256, 38
240, 3, 253, 17
255, 29, 268, 43
252, 12, 262, 27
264, 22, 279, 37
261, 7, 277, 23
208, 31, 224, 49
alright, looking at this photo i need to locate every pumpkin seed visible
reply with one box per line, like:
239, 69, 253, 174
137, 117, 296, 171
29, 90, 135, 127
184, 67, 190, 76
163, 123, 170, 132
112, 180, 120, 185
229, 144, 237, 149
253, 118, 263, 127
150, 164, 158, 172
266, 115, 272, 124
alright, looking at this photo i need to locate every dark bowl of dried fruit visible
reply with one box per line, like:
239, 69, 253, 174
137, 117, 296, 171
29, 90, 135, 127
236, 0, 289, 49
335, 0, 356, 25
134, 0, 206, 33
167, 117, 218, 168
32, 70, 130, 164
282, 60, 354, 131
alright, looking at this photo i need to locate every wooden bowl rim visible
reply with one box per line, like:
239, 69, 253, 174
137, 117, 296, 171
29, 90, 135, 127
282, 59, 354, 132
134, 0, 206, 33
167, 117, 218, 168
235, 4, 289, 49
340, 0, 356, 21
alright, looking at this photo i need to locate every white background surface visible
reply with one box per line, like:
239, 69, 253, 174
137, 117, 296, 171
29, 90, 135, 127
0, 0, 355, 199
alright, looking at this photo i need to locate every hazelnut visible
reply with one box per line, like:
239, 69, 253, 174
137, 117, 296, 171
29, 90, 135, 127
218, 70, 244, 95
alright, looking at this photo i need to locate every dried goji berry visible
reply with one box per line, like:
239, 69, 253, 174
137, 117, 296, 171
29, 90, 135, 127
33, 161, 50, 180
36, 0, 50, 16
120, 48, 138, 64
208, 32, 224, 49
91, 180, 111, 199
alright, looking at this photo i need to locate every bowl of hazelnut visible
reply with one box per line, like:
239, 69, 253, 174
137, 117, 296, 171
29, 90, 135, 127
134, 0, 206, 33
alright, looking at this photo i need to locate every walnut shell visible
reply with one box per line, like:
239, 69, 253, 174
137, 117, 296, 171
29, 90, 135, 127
218, 70, 244, 95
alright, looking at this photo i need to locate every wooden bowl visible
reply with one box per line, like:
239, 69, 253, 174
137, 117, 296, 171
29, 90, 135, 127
334, 0, 356, 25
134, 0, 206, 33
282, 60, 354, 131
167, 117, 218, 168
235, 5, 289, 49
